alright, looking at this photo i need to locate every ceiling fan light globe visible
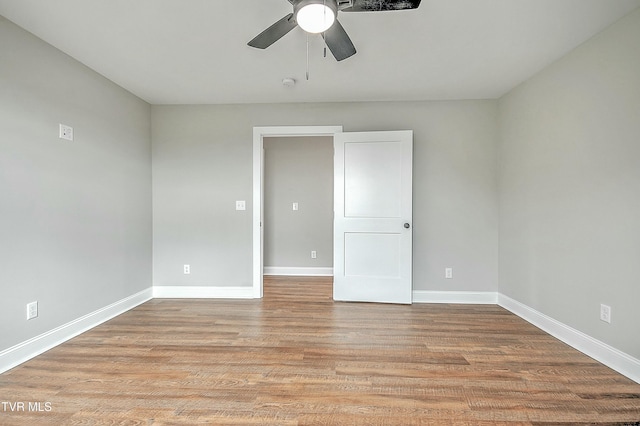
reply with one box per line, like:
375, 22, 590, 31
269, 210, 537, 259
296, 4, 336, 33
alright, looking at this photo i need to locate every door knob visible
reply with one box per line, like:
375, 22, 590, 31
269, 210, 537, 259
404, 223, 411, 229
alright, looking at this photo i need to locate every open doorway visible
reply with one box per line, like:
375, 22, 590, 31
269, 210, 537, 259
263, 136, 334, 277
252, 126, 343, 298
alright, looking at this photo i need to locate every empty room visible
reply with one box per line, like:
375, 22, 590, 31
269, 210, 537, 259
1, 0, 639, 424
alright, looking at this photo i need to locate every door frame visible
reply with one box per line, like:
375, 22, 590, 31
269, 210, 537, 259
252, 126, 343, 298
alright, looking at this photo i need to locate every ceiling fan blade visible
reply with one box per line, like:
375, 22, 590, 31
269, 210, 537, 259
248, 13, 297, 49
342, 0, 422, 12
324, 20, 356, 61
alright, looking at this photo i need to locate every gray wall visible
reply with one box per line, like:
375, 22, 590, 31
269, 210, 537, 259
0, 17, 152, 351
3, 3, 637, 372
152, 100, 499, 292
498, 8, 640, 358
264, 136, 333, 269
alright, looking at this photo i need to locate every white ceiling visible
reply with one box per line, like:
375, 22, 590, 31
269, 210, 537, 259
1, 0, 638, 105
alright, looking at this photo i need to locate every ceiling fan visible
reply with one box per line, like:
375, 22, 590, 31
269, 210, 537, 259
248, 0, 422, 61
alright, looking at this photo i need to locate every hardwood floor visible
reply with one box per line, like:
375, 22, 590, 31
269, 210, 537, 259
1, 276, 639, 425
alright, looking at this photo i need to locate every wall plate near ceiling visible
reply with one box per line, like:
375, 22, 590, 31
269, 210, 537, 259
59, 124, 73, 141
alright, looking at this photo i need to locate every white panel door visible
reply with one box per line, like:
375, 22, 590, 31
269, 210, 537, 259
334, 130, 413, 304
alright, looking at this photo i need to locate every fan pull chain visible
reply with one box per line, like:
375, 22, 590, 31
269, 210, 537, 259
306, 33, 310, 80
322, 0, 327, 58
322, 32, 327, 58
323, 0, 327, 57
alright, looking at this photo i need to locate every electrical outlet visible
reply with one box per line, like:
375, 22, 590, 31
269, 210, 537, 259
600, 304, 611, 324
235, 201, 246, 211
184, 264, 191, 275
445, 268, 453, 279
311, 250, 317, 259
26, 301, 38, 320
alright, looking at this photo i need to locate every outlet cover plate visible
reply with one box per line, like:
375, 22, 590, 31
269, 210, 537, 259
27, 301, 38, 320
600, 304, 611, 323
445, 268, 453, 279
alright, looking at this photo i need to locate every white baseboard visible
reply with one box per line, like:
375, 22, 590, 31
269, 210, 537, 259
3, 286, 637, 385
0, 287, 153, 375
413, 290, 498, 304
153, 286, 254, 299
264, 266, 333, 276
498, 294, 640, 384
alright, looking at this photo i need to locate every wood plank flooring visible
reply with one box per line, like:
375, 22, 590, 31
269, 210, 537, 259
1, 276, 639, 425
